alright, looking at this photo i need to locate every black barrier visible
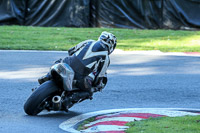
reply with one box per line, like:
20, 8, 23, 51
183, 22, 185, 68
163, 0, 200, 29
95, 0, 163, 29
0, 0, 200, 29
24, 0, 90, 27
0, 0, 26, 25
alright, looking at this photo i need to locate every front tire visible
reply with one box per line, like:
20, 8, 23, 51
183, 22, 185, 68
24, 80, 59, 115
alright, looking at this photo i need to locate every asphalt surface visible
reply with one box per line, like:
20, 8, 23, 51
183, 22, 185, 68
0, 50, 200, 133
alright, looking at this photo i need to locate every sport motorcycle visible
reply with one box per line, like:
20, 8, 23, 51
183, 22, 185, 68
24, 63, 100, 115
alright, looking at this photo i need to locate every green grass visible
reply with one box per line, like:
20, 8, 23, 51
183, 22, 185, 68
0, 26, 200, 52
126, 115, 200, 133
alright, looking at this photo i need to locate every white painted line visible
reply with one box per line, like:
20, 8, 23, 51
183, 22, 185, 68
113, 49, 200, 56
80, 125, 129, 132
1, 49, 200, 57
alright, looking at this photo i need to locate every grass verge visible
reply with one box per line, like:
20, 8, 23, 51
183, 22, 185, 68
126, 115, 200, 133
0, 26, 200, 52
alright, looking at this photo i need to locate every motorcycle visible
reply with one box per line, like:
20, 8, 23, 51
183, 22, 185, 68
24, 63, 99, 115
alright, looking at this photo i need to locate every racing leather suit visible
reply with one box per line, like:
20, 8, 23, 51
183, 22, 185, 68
63, 39, 109, 92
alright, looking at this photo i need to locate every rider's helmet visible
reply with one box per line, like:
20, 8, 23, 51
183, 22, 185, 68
98, 31, 117, 54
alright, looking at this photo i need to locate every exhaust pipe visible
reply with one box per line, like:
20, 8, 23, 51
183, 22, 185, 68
52, 96, 61, 111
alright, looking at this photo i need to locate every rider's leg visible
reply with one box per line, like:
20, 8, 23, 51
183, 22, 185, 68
62, 91, 92, 110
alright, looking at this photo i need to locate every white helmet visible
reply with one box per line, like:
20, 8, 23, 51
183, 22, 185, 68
98, 31, 117, 54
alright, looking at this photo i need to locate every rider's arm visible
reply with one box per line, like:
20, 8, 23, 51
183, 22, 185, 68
93, 55, 110, 84
93, 58, 109, 90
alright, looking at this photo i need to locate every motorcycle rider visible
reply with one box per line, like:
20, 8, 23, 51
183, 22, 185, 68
38, 31, 117, 110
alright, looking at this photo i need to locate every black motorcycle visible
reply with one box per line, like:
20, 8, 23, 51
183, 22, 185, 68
24, 63, 99, 115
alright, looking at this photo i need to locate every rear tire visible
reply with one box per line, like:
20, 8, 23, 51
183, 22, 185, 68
24, 80, 59, 115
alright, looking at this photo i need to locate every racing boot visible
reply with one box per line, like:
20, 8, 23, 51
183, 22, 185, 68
38, 73, 51, 84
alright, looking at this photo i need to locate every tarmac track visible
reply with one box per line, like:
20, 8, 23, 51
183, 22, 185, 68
0, 50, 200, 133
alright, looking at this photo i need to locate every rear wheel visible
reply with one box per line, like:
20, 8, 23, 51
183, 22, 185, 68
24, 80, 59, 115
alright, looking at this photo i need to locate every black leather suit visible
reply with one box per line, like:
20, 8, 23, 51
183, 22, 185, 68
63, 39, 110, 91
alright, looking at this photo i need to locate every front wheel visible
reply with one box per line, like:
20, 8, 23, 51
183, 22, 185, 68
24, 80, 59, 115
